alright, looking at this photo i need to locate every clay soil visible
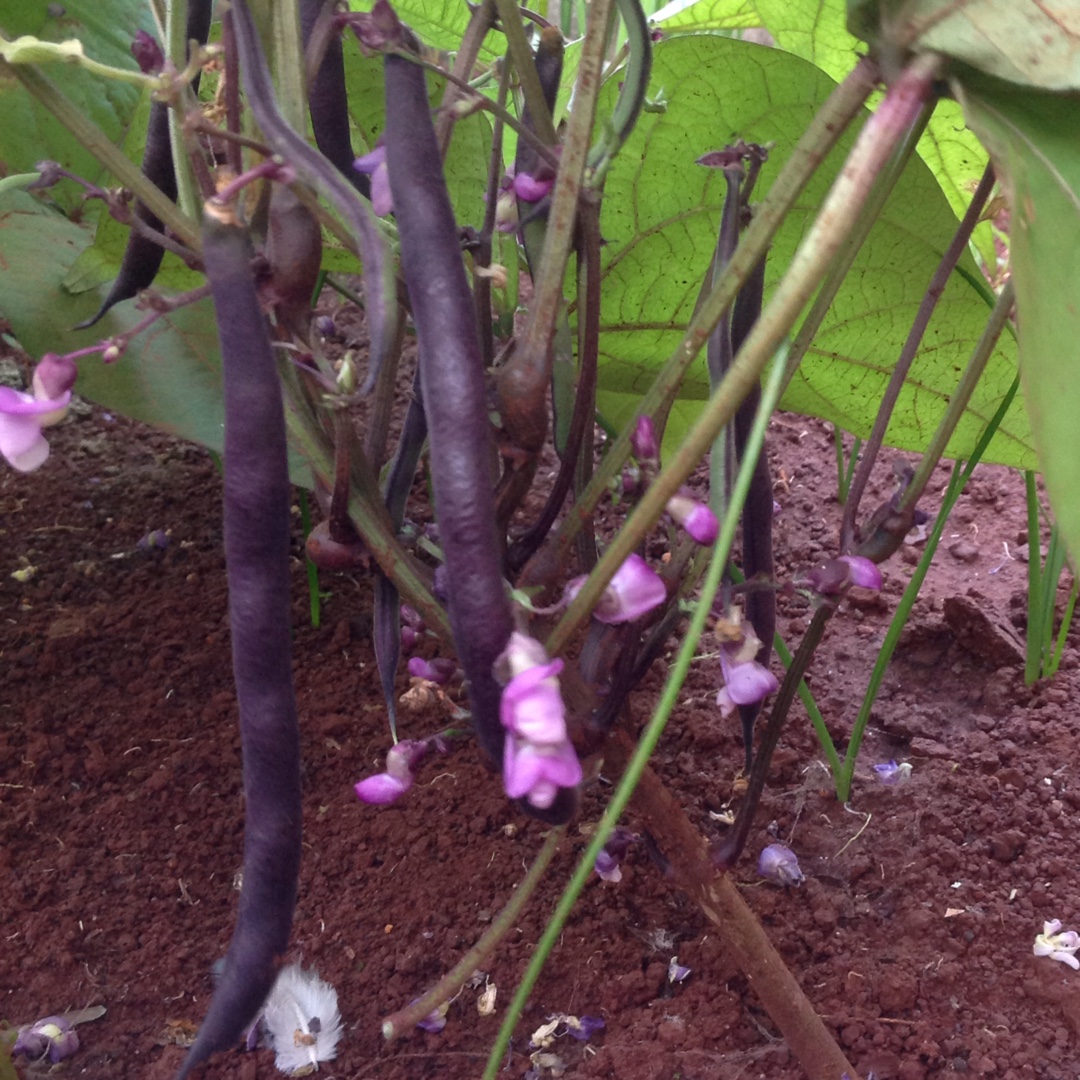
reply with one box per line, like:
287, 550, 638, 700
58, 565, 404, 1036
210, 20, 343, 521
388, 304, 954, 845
4, 343, 1080, 1080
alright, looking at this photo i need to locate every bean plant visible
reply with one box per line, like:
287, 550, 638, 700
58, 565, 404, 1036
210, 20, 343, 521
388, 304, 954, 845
1, 1, 1078, 1078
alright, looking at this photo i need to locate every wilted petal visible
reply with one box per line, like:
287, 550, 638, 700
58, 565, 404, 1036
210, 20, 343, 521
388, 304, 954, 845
13, 1017, 79, 1063
873, 760, 912, 785
354, 771, 411, 805
758, 843, 804, 886
594, 849, 623, 883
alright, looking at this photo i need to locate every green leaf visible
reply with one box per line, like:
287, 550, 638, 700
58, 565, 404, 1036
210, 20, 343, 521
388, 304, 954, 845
651, 0, 760, 34
751, 0, 994, 268
903, 0, 1080, 91
0, 0, 156, 214
594, 35, 1032, 468
955, 76, 1080, 558
0, 193, 226, 452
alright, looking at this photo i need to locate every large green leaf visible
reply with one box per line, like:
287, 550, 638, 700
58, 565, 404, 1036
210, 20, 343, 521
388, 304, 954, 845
956, 76, 1080, 557
905, 0, 1080, 92
750, 0, 994, 269
0, 193, 227, 452
594, 35, 1033, 468
651, 0, 759, 34
0, 0, 154, 214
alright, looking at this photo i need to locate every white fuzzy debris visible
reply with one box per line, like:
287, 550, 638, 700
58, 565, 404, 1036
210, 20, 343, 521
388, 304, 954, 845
262, 964, 343, 1075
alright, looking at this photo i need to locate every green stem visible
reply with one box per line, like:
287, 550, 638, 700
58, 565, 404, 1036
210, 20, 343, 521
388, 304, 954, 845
5, 61, 201, 250
381, 827, 563, 1041
488, 349, 787, 1080
165, 0, 198, 221
298, 488, 321, 629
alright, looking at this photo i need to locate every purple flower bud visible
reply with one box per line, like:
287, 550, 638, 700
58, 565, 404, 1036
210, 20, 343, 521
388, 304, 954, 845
32, 353, 77, 403
631, 415, 658, 463
400, 604, 425, 631
354, 145, 392, 215
666, 490, 719, 545
594, 849, 622, 882
873, 760, 912, 785
315, 314, 337, 338
131, 29, 165, 74
13, 1016, 79, 1063
593, 827, 638, 883
565, 554, 667, 625
804, 554, 883, 597
513, 171, 554, 202
400, 625, 419, 652
757, 843, 804, 886
407, 656, 455, 685
839, 554, 883, 590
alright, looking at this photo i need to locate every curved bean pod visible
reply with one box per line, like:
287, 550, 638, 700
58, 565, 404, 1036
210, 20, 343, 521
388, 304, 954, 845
177, 202, 302, 1078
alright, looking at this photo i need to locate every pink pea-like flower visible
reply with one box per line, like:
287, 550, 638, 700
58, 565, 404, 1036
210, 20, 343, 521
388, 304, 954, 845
0, 354, 77, 473
565, 553, 667, 625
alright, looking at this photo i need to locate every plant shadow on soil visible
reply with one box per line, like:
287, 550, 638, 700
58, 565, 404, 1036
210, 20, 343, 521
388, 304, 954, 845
4, 352, 1080, 1079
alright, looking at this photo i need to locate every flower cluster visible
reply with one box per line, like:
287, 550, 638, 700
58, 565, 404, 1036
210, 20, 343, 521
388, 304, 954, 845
496, 632, 581, 810
0, 353, 77, 472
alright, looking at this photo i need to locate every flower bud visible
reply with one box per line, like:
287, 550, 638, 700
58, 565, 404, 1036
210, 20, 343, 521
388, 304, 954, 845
666, 490, 719, 545
131, 29, 165, 74
630, 415, 658, 464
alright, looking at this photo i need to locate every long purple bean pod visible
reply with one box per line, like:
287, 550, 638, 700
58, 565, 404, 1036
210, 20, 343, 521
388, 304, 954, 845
177, 199, 302, 1079
230, 0, 396, 392
300, 0, 371, 198
77, 0, 213, 329
380, 20, 515, 771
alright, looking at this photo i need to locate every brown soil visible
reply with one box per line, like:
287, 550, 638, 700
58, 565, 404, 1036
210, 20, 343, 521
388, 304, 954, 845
4, 356, 1080, 1080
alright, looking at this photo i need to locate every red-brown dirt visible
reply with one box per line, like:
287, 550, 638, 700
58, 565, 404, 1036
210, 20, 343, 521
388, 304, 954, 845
4, 348, 1080, 1079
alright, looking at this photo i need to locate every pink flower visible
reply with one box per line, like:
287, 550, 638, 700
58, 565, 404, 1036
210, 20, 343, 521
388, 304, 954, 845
503, 734, 582, 810
495, 632, 581, 808
715, 615, 778, 718
666, 490, 719, 545
354, 145, 392, 216
354, 739, 427, 806
500, 658, 567, 744
565, 553, 666, 624
0, 354, 76, 472
803, 554, 883, 596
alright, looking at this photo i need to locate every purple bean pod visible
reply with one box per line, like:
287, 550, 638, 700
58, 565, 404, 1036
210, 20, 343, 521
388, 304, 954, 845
77, 0, 213, 329
381, 20, 514, 770
300, 0, 371, 198
177, 202, 302, 1078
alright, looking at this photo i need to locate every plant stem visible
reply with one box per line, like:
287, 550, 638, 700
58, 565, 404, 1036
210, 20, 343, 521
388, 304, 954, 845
548, 54, 939, 657
840, 162, 996, 552
533, 56, 879, 590
486, 349, 787, 1080
492, 0, 558, 147
5, 62, 201, 250
381, 827, 564, 1041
